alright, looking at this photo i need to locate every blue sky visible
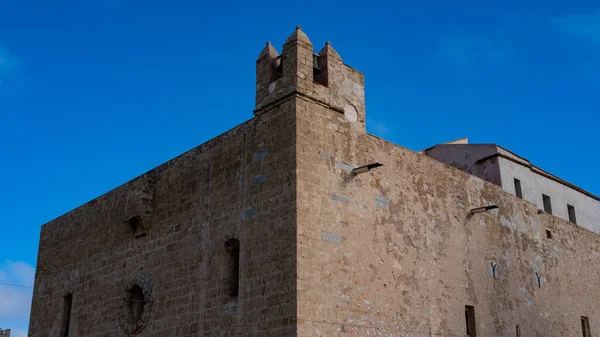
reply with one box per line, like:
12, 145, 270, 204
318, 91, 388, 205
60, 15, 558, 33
1, 0, 599, 333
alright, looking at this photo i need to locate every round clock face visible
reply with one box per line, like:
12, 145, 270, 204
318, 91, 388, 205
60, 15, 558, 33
344, 104, 358, 123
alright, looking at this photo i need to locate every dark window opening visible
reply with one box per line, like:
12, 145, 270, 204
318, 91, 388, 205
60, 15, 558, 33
225, 238, 240, 297
516, 324, 521, 337
312, 53, 328, 86
60, 293, 73, 337
129, 216, 140, 233
129, 285, 145, 323
542, 194, 552, 214
465, 305, 476, 336
276, 55, 283, 73
514, 179, 522, 198
546, 230, 552, 239
126, 215, 146, 238
568, 204, 577, 224
313, 54, 320, 75
271, 55, 283, 83
581, 316, 591, 337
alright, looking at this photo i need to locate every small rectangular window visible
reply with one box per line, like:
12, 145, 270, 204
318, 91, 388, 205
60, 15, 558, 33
465, 305, 476, 336
225, 238, 240, 298
542, 194, 552, 214
60, 293, 73, 337
546, 230, 552, 239
568, 204, 577, 224
581, 316, 591, 337
514, 179, 522, 198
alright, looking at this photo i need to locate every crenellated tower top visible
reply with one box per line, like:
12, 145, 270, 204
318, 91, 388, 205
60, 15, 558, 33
255, 26, 366, 129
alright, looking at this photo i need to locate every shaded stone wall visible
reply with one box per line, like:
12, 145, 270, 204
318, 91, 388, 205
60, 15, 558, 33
295, 97, 600, 337
29, 99, 298, 337
424, 144, 502, 186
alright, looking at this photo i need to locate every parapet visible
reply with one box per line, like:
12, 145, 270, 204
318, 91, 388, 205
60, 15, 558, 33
255, 26, 366, 129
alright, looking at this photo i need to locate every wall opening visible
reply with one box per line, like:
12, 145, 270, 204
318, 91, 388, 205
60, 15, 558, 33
516, 324, 521, 337
60, 293, 73, 337
581, 316, 591, 337
273, 55, 283, 82
465, 305, 476, 336
225, 238, 240, 297
312, 53, 328, 86
514, 179, 522, 198
542, 194, 552, 214
546, 230, 552, 239
126, 215, 146, 238
568, 204, 577, 224
129, 285, 145, 323
118, 270, 155, 334
130, 216, 140, 233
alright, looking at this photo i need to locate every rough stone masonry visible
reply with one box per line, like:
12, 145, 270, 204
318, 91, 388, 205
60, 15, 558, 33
29, 27, 600, 337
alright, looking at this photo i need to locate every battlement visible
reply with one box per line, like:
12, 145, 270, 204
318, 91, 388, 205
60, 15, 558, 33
255, 26, 366, 130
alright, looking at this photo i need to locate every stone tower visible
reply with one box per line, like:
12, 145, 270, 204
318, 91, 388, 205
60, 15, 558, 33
29, 27, 600, 337
255, 26, 365, 130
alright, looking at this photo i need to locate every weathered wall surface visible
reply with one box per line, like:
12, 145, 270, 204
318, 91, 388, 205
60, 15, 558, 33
424, 144, 502, 186
426, 144, 600, 234
30, 27, 600, 337
296, 98, 600, 337
29, 99, 298, 337
498, 157, 600, 233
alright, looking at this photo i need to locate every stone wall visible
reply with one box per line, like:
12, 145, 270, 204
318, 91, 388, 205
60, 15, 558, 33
29, 99, 298, 337
30, 27, 600, 337
424, 144, 502, 186
295, 97, 600, 337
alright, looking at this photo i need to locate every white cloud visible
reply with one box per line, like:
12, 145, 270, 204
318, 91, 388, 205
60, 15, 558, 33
7, 261, 35, 285
0, 261, 34, 326
554, 12, 600, 45
438, 31, 511, 69
367, 119, 390, 137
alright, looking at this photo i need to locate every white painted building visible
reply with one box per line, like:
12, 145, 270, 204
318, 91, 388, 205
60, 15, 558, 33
423, 139, 600, 233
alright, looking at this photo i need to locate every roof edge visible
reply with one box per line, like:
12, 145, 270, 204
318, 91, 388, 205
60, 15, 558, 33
478, 152, 599, 201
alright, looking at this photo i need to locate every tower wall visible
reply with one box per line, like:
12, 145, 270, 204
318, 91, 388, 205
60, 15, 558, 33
29, 100, 298, 337
295, 90, 600, 337
256, 27, 366, 133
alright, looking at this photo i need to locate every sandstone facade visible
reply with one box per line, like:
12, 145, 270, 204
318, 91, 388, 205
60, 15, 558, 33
29, 27, 600, 337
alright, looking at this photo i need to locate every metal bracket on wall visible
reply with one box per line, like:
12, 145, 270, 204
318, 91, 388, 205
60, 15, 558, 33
352, 163, 383, 175
490, 262, 498, 279
470, 205, 498, 214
